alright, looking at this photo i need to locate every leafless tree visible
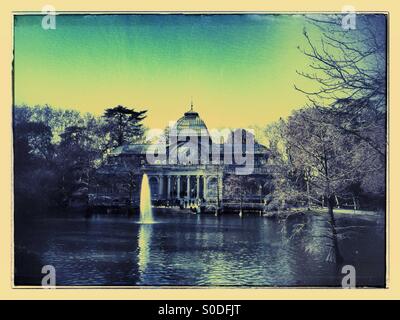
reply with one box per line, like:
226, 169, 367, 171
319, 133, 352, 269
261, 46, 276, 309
295, 14, 387, 161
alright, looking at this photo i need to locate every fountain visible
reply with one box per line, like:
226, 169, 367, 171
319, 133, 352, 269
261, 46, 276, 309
139, 173, 154, 223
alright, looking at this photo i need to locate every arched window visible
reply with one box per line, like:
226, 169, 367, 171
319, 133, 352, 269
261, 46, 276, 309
148, 176, 159, 196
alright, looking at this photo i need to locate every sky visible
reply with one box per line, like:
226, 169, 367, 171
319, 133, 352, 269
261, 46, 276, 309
14, 14, 319, 130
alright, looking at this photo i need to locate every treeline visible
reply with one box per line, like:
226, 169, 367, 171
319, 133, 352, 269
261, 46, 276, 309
264, 101, 385, 212
13, 104, 147, 215
264, 15, 386, 214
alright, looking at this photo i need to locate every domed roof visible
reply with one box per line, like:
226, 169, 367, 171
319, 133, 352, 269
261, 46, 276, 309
173, 102, 209, 136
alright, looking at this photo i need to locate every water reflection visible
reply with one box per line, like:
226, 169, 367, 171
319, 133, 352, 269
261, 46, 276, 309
137, 224, 153, 276
14, 210, 385, 287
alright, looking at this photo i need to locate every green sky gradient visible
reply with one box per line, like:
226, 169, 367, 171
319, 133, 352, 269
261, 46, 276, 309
14, 14, 318, 129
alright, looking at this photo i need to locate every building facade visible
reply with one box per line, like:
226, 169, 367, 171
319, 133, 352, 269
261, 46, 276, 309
89, 106, 272, 212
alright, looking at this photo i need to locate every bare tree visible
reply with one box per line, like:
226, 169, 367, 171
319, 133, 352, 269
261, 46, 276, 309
282, 107, 369, 262
295, 14, 387, 161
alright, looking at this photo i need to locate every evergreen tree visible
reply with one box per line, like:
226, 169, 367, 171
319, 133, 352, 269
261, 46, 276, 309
103, 105, 147, 147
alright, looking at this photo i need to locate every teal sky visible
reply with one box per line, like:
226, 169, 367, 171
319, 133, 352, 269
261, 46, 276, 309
14, 14, 317, 129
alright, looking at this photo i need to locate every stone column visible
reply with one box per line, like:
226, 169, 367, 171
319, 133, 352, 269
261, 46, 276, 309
167, 175, 171, 199
196, 175, 200, 199
203, 176, 207, 200
186, 175, 190, 199
218, 175, 223, 205
158, 175, 163, 198
177, 175, 181, 199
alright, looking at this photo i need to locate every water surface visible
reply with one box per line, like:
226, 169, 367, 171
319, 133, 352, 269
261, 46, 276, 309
15, 209, 385, 287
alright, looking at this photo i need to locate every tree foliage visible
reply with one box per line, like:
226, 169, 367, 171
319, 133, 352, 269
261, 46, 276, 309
13, 104, 147, 214
103, 105, 147, 147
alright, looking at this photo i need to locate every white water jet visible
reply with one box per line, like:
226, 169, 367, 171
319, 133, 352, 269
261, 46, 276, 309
140, 173, 154, 223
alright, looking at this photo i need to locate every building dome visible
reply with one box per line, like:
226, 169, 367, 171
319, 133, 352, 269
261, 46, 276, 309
172, 102, 209, 136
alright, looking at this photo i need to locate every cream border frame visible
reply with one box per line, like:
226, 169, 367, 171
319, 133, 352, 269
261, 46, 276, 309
0, 0, 397, 300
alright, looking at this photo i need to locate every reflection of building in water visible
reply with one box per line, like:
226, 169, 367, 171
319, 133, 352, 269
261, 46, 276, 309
89, 103, 272, 212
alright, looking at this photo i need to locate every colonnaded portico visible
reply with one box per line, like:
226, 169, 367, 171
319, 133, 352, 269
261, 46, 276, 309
146, 171, 222, 205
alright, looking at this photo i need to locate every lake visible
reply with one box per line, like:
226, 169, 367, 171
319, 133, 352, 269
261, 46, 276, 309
14, 209, 385, 287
